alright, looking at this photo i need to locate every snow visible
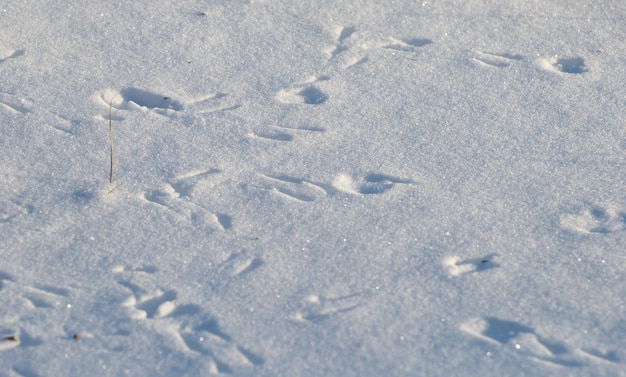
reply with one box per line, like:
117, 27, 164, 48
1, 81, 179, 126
1, 0, 625, 376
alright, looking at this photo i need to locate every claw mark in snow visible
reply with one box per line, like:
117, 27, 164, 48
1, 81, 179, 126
0, 200, 31, 223
292, 291, 371, 323
443, 254, 499, 276
141, 171, 231, 231
1, 330, 41, 351
276, 85, 329, 105
142, 186, 227, 230
179, 321, 264, 372
461, 317, 585, 367
0, 271, 13, 291
332, 173, 413, 195
250, 124, 326, 144
170, 168, 222, 197
382, 37, 432, 52
0, 48, 24, 63
262, 174, 332, 202
260, 172, 412, 201
249, 130, 294, 142
97, 87, 182, 114
118, 87, 183, 110
560, 204, 626, 234
274, 124, 326, 133
577, 348, 623, 363
0, 92, 32, 114
473, 51, 523, 68
337, 26, 357, 44
186, 92, 241, 114
213, 250, 264, 278
22, 284, 71, 309
326, 25, 357, 59
121, 289, 179, 319
30, 284, 71, 297
231, 257, 263, 276
537, 56, 588, 74
114, 267, 262, 372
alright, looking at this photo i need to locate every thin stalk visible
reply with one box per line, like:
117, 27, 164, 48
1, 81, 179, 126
109, 95, 117, 184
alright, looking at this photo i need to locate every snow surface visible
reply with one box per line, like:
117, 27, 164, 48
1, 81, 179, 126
1, 0, 625, 376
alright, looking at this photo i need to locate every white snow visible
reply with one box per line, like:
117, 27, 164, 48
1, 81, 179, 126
1, 1, 625, 376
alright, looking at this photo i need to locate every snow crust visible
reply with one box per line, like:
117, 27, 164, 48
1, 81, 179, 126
1, 1, 625, 376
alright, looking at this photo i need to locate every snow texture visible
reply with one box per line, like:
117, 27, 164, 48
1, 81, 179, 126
1, 1, 625, 376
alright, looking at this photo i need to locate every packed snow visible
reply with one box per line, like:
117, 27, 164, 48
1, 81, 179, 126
1, 1, 625, 376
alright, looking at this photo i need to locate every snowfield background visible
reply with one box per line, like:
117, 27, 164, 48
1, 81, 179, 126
1, 1, 625, 376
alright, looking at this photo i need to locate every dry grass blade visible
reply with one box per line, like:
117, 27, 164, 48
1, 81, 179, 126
109, 94, 117, 184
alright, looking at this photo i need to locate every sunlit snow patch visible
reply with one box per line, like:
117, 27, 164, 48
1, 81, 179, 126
443, 256, 474, 276
560, 205, 626, 234
118, 87, 183, 110
98, 87, 183, 112
443, 255, 498, 276
537, 56, 588, 74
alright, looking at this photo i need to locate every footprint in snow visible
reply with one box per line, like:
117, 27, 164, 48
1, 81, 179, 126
473, 51, 523, 68
113, 266, 263, 372
291, 291, 372, 323
560, 205, 626, 234
537, 55, 588, 74
332, 173, 413, 195
461, 317, 600, 367
443, 254, 499, 276
140, 169, 232, 231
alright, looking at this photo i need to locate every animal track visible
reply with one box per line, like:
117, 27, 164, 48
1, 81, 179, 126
261, 174, 332, 202
0, 277, 63, 355
577, 348, 623, 363
231, 257, 263, 277
461, 317, 586, 367
170, 168, 222, 197
332, 173, 413, 195
115, 87, 183, 111
249, 124, 325, 143
0, 329, 41, 351
326, 32, 432, 60
381, 37, 433, 52
30, 284, 71, 297
560, 205, 626, 234
0, 334, 20, 351
249, 130, 294, 142
0, 92, 32, 115
121, 288, 181, 319
141, 170, 231, 231
95, 87, 240, 133
213, 250, 264, 279
114, 267, 263, 372
142, 186, 230, 230
0, 200, 31, 223
186, 92, 241, 114
473, 51, 586, 74
326, 25, 357, 59
275, 124, 326, 133
276, 85, 329, 105
473, 51, 523, 68
0, 271, 13, 291
538, 55, 588, 74
257, 172, 412, 202
443, 254, 499, 276
278, 29, 432, 105
336, 26, 357, 44
22, 284, 71, 309
0, 48, 24, 63
178, 321, 263, 373
96, 89, 239, 122
292, 291, 371, 323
